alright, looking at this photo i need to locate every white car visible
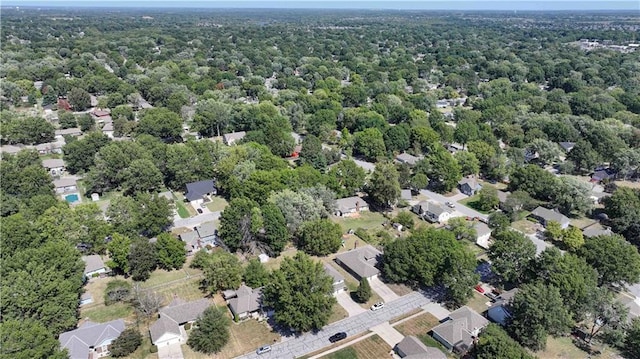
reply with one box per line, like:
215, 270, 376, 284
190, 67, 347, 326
256, 345, 272, 355
370, 302, 385, 311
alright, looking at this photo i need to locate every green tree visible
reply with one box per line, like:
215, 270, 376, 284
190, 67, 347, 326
488, 230, 536, 284
410, 173, 429, 192
393, 211, 414, 230
603, 188, 640, 243
507, 282, 573, 350
107, 233, 132, 275
218, 197, 260, 252
58, 111, 77, 129
583, 288, 629, 345
129, 238, 156, 281
268, 189, 324, 234
77, 113, 95, 132
552, 177, 592, 216
0, 319, 68, 359
300, 134, 327, 170
418, 145, 462, 193
262, 252, 336, 332
193, 99, 232, 137
62, 132, 111, 174
297, 219, 342, 256
243, 258, 270, 288
202, 251, 243, 292
136, 107, 182, 141
260, 202, 289, 255
104, 279, 132, 305
624, 318, 640, 359
326, 159, 366, 197
155, 233, 186, 270
476, 324, 536, 359
447, 217, 477, 241
488, 212, 511, 233
110, 328, 142, 357
366, 162, 401, 209
121, 158, 163, 195
354, 278, 372, 303
578, 234, 640, 287
561, 226, 584, 251
107, 194, 173, 238
354, 128, 386, 161
455, 151, 480, 176
187, 307, 230, 354
68, 87, 91, 111
545, 221, 563, 241
477, 186, 499, 211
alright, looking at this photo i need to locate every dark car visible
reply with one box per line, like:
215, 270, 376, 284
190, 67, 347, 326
329, 332, 347, 343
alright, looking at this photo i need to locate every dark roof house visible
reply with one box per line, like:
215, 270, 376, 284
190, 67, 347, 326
334, 245, 382, 280
185, 179, 217, 202
227, 284, 263, 319
431, 306, 489, 353
530, 206, 571, 229
458, 176, 482, 196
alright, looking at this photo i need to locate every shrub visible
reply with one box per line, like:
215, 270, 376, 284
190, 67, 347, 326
110, 328, 142, 357
104, 279, 132, 305
353, 278, 372, 303
150, 345, 158, 353
184, 323, 192, 330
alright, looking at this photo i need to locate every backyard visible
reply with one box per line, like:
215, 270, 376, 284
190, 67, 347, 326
535, 336, 619, 359
333, 211, 387, 233
205, 196, 229, 212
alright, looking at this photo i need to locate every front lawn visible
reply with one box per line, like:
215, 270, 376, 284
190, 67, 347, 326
175, 201, 191, 218
322, 335, 391, 359
205, 196, 229, 212
395, 312, 440, 337
511, 219, 539, 235
328, 303, 349, 323
322, 347, 358, 359
465, 291, 490, 314
458, 195, 491, 214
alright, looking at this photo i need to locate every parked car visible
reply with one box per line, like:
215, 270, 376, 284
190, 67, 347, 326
197, 208, 203, 214
445, 201, 455, 208
256, 345, 272, 355
329, 332, 347, 343
370, 302, 385, 311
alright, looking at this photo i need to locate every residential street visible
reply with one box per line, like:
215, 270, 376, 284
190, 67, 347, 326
172, 211, 221, 229
236, 291, 433, 359
420, 189, 488, 221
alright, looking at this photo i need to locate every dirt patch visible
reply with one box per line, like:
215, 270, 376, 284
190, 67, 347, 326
394, 312, 440, 336
385, 282, 414, 297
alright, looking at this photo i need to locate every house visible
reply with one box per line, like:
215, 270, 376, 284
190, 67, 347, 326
529, 206, 571, 229
54, 178, 78, 194
324, 263, 346, 295
400, 189, 412, 201
102, 122, 114, 138
447, 143, 464, 154
184, 179, 217, 203
226, 285, 263, 319
558, 142, 576, 152
150, 298, 211, 346
223, 131, 246, 145
0, 144, 26, 155
195, 221, 217, 246
412, 201, 452, 223
334, 245, 382, 280
59, 319, 125, 359
436, 99, 449, 108
335, 196, 369, 217
58, 97, 72, 111
92, 109, 112, 123
496, 190, 509, 210
431, 306, 489, 353
395, 335, 447, 359
582, 224, 613, 238
82, 255, 109, 278
42, 158, 65, 176
35, 141, 64, 155
396, 152, 421, 166
55, 127, 82, 139
458, 176, 482, 196
487, 288, 518, 326
591, 169, 616, 182
179, 230, 201, 255
473, 221, 492, 249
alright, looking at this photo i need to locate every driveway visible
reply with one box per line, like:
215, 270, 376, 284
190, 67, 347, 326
421, 303, 451, 320
336, 291, 366, 316
238, 291, 433, 359
157, 342, 184, 359
420, 189, 488, 221
172, 211, 221, 229
370, 277, 400, 302
370, 322, 404, 347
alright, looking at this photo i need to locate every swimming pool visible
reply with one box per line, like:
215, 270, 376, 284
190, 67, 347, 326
65, 194, 80, 203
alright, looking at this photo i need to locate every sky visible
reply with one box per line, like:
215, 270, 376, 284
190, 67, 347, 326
2, 0, 639, 11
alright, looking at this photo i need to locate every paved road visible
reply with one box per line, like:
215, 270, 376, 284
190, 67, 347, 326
420, 189, 488, 221
172, 211, 220, 229
236, 291, 432, 359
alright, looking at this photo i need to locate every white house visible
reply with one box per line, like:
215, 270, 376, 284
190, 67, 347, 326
335, 196, 369, 217
412, 201, 452, 223
473, 221, 492, 249
53, 178, 78, 194
223, 131, 246, 145
324, 264, 346, 295
82, 255, 109, 278
150, 298, 211, 347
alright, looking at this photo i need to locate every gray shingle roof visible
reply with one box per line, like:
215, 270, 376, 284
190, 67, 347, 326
432, 306, 488, 350
196, 221, 216, 239
336, 196, 367, 213
414, 201, 451, 217
159, 298, 210, 324
396, 336, 446, 359
53, 177, 77, 188
228, 286, 262, 316
82, 255, 106, 275
396, 153, 421, 165
335, 245, 382, 279
59, 320, 125, 359
42, 158, 65, 168
149, 316, 180, 343
223, 131, 246, 144
531, 206, 570, 226
473, 222, 492, 238
185, 179, 216, 202
324, 263, 345, 285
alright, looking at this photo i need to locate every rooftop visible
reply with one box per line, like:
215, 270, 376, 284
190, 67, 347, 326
53, 177, 77, 188
336, 196, 366, 213
82, 255, 106, 275
228, 285, 262, 315
42, 158, 65, 168
185, 179, 216, 202
335, 245, 382, 279
59, 320, 125, 359
396, 335, 446, 359
432, 306, 488, 350
531, 206, 570, 225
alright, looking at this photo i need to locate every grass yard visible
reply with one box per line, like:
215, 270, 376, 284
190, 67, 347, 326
328, 303, 349, 323
570, 217, 597, 230
458, 195, 491, 214
205, 196, 229, 212
153, 277, 206, 303
321, 335, 391, 359
535, 336, 618, 359
173, 192, 197, 217
141, 268, 193, 288
465, 291, 491, 314
333, 211, 387, 233
395, 312, 440, 337
175, 201, 191, 218
464, 240, 486, 258
385, 282, 414, 297
82, 275, 122, 308
208, 320, 281, 359
511, 219, 539, 235
263, 248, 300, 271
353, 289, 383, 310
82, 302, 134, 323
123, 335, 158, 359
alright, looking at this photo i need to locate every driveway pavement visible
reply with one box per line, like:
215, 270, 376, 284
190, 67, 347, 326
370, 277, 400, 302
421, 303, 451, 320
336, 291, 366, 316
172, 211, 220, 229
237, 291, 433, 359
420, 189, 488, 221
370, 322, 405, 347
157, 342, 184, 359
